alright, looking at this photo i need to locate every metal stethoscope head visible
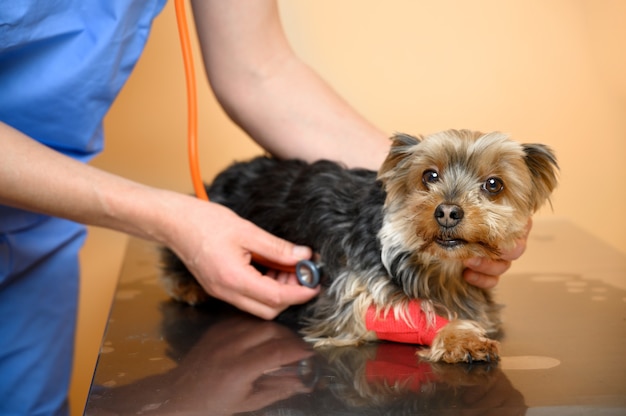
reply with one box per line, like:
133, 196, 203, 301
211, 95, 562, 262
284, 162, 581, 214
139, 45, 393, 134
295, 259, 323, 288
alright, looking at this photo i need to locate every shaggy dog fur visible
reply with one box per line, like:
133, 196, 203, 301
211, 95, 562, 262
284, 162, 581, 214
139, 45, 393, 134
160, 129, 558, 363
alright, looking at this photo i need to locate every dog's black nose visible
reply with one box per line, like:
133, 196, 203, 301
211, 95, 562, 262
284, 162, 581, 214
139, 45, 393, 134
435, 203, 464, 228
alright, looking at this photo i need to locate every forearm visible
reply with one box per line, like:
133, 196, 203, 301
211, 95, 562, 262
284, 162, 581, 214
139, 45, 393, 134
220, 56, 389, 169
0, 121, 181, 244
191, 0, 389, 170
1, 121, 318, 318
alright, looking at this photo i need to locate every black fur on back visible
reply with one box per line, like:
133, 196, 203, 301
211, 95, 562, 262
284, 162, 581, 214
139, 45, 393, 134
208, 157, 387, 284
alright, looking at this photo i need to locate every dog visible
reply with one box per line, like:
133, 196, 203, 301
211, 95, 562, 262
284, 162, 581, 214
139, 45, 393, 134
160, 129, 558, 363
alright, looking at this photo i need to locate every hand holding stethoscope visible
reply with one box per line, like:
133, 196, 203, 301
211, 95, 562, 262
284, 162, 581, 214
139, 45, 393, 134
174, 0, 321, 288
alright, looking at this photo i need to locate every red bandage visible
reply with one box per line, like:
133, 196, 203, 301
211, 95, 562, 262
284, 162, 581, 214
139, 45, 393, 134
365, 301, 449, 346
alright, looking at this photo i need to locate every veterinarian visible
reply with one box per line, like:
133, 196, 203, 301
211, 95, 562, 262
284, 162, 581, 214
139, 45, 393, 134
0, 1, 529, 414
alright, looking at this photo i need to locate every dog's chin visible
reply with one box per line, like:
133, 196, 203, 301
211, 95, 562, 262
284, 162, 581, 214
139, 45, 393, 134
433, 238, 471, 260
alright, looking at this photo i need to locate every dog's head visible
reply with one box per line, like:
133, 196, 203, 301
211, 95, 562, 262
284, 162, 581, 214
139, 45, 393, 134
377, 130, 558, 261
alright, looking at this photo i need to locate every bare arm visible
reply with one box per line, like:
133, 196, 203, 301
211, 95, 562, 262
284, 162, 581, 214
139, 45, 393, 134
0, 121, 317, 319
191, 0, 389, 170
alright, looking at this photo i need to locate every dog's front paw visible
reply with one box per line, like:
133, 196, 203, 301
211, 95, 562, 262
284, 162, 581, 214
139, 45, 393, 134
419, 320, 499, 364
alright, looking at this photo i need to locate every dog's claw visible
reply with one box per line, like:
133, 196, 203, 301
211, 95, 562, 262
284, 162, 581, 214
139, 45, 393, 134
464, 351, 500, 365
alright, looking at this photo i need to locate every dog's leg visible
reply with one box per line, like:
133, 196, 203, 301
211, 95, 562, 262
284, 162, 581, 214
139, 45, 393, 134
302, 268, 390, 347
302, 294, 378, 348
419, 320, 499, 364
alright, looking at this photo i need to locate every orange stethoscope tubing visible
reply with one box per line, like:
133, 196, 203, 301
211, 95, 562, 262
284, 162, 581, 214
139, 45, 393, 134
174, 0, 207, 202
174, 0, 308, 276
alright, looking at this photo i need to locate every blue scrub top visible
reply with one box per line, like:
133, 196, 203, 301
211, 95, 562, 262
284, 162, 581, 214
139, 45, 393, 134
0, 0, 167, 232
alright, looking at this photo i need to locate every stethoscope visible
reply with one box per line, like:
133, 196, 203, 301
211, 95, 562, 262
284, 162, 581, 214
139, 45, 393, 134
174, 0, 321, 288
294, 257, 323, 288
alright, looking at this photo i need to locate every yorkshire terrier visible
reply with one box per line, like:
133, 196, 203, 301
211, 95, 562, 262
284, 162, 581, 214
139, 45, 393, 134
160, 129, 558, 363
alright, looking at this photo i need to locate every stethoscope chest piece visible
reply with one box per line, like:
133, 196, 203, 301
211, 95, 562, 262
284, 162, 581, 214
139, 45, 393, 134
295, 259, 322, 288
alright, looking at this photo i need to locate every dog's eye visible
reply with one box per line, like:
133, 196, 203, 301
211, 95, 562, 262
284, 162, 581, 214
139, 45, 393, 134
422, 170, 439, 186
483, 177, 504, 194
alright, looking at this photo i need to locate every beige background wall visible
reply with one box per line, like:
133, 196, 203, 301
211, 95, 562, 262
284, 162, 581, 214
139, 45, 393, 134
71, 1, 625, 413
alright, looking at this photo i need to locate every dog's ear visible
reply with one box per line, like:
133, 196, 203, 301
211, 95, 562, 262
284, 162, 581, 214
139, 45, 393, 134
523, 143, 559, 211
378, 133, 422, 181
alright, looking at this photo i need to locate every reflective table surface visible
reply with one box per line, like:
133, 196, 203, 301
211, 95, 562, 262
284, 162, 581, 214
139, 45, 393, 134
85, 219, 626, 415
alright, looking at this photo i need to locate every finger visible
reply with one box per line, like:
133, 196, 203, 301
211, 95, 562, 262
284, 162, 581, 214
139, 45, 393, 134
500, 217, 532, 261
464, 257, 512, 277
240, 271, 321, 308
273, 271, 297, 284
463, 269, 500, 289
282, 272, 303, 286
220, 268, 320, 320
240, 221, 312, 268
220, 289, 287, 320
203, 241, 319, 319
265, 269, 300, 285
462, 218, 532, 289
266, 269, 279, 280
499, 235, 527, 262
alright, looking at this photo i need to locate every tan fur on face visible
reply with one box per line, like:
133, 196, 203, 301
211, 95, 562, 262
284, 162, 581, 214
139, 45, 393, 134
379, 130, 554, 263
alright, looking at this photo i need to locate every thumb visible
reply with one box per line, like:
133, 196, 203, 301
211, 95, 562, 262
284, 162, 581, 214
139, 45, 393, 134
243, 222, 312, 272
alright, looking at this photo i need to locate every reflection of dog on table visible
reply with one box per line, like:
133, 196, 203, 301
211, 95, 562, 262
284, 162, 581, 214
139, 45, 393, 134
312, 343, 526, 413
161, 130, 558, 363
88, 304, 526, 415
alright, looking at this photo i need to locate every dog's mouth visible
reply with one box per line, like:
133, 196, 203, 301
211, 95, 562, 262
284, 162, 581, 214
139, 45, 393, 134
435, 237, 468, 249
